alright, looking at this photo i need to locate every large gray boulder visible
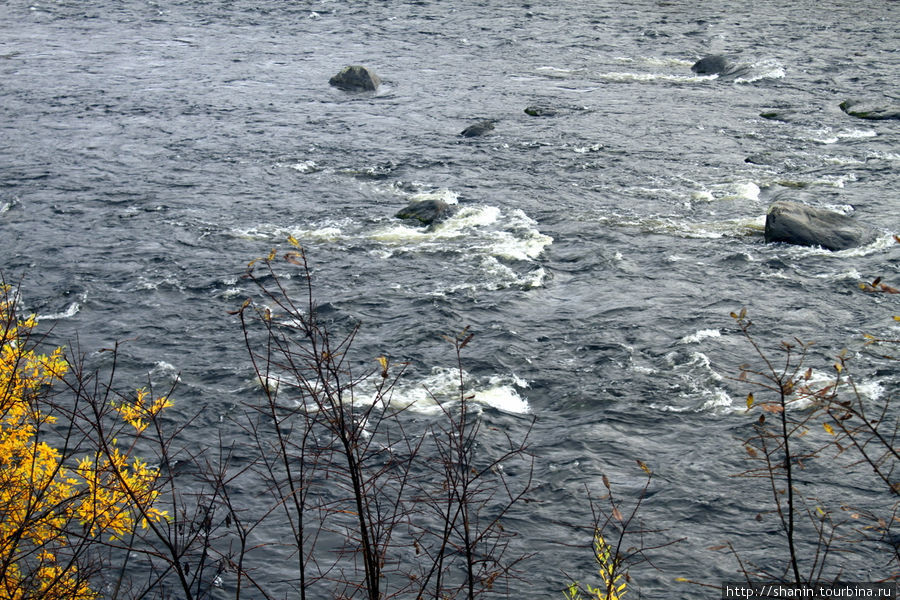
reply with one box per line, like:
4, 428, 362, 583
764, 201, 876, 251
839, 99, 900, 121
395, 199, 456, 226
329, 65, 381, 91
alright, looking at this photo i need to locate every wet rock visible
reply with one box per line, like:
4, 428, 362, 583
524, 105, 558, 117
759, 109, 803, 123
764, 201, 876, 251
395, 199, 456, 226
691, 54, 753, 81
839, 99, 900, 121
460, 120, 495, 137
329, 65, 381, 91
691, 54, 731, 75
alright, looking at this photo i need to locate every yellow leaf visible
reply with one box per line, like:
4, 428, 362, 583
894, 316, 900, 322
746, 393, 754, 409
834, 362, 843, 373
823, 422, 834, 435
675, 577, 690, 583
267, 248, 277, 261
287, 234, 301, 248
636, 459, 651, 475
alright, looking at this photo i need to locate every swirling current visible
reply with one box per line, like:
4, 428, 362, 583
1, 1, 898, 597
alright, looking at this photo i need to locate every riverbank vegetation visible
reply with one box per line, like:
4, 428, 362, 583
1, 245, 897, 599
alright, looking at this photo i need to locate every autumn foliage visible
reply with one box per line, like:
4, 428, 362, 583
0, 283, 169, 599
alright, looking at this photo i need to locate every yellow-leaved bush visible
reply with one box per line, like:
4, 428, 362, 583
0, 284, 169, 599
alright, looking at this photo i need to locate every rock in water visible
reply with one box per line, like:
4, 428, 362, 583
395, 199, 456, 226
691, 55, 731, 75
460, 120, 495, 137
764, 201, 876, 251
524, 105, 557, 117
839, 99, 900, 121
329, 65, 381, 91
691, 54, 754, 81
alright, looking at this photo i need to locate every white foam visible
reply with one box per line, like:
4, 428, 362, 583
692, 181, 761, 203
698, 389, 734, 411
408, 187, 459, 205
37, 299, 82, 321
615, 56, 695, 69
782, 232, 896, 259
386, 367, 530, 415
679, 329, 721, 344
734, 67, 785, 83
443, 204, 500, 228
473, 383, 531, 415
825, 156, 866, 166
289, 160, 319, 173
237, 186, 552, 291
368, 204, 551, 282
150, 361, 181, 385
869, 151, 900, 161
622, 214, 766, 239
598, 71, 712, 84
574, 144, 603, 154
808, 129, 875, 145
841, 129, 877, 139
290, 225, 344, 242
536, 66, 576, 77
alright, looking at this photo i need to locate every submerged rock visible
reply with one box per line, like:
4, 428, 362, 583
759, 109, 804, 123
395, 199, 456, 226
764, 201, 876, 251
329, 65, 381, 91
524, 105, 558, 117
460, 120, 495, 137
839, 99, 900, 121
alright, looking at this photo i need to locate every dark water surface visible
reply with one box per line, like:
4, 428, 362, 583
2, 0, 898, 597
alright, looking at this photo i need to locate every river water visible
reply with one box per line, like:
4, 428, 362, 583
1, 0, 898, 597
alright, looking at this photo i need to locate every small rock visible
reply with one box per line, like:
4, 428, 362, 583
395, 199, 456, 226
329, 65, 381, 91
524, 106, 557, 117
691, 54, 731, 75
691, 54, 753, 81
460, 120, 495, 137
